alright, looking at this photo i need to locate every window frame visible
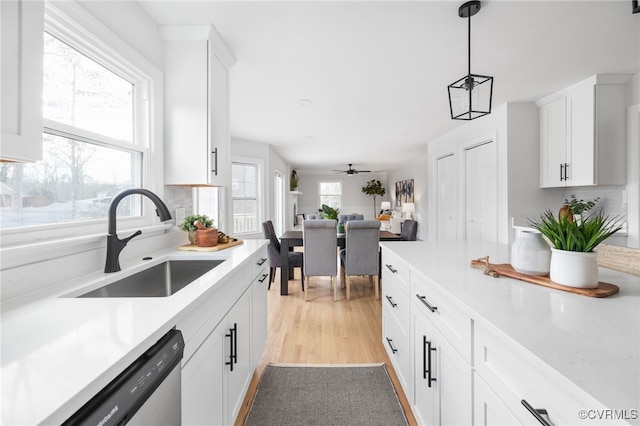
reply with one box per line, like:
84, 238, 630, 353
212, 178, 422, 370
0, 1, 164, 259
231, 158, 263, 236
318, 180, 343, 210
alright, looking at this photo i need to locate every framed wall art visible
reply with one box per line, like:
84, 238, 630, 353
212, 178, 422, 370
395, 179, 414, 207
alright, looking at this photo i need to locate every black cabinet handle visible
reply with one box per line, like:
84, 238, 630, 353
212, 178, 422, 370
560, 163, 564, 181
416, 294, 438, 313
257, 258, 267, 266
424, 337, 437, 388
385, 337, 398, 354
258, 273, 269, 283
521, 400, 552, 426
225, 323, 235, 371
385, 264, 398, 274
385, 295, 397, 308
564, 162, 569, 181
232, 323, 238, 365
211, 148, 218, 176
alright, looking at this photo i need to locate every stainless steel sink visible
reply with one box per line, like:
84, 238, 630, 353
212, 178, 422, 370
77, 259, 225, 298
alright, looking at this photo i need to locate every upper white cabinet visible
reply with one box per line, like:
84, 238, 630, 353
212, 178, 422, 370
537, 74, 629, 188
161, 25, 236, 186
1, 0, 44, 162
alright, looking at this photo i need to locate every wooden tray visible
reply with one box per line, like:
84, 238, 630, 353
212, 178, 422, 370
177, 239, 243, 252
470, 256, 619, 298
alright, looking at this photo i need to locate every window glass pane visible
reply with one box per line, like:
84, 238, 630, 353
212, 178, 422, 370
231, 163, 259, 234
43, 32, 134, 142
0, 134, 138, 228
319, 182, 341, 209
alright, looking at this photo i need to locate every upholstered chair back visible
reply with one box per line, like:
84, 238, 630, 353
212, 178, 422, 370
302, 219, 338, 277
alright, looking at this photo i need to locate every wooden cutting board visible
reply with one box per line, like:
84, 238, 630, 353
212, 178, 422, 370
177, 239, 243, 252
470, 256, 619, 298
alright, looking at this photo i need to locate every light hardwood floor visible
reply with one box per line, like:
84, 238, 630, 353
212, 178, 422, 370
235, 267, 417, 425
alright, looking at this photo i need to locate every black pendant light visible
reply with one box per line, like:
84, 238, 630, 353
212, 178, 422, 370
448, 1, 493, 120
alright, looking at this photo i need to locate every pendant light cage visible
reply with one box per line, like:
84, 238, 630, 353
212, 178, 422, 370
448, 1, 493, 121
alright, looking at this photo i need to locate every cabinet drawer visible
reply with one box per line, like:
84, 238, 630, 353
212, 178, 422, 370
381, 249, 411, 295
383, 306, 411, 391
249, 247, 268, 280
412, 272, 472, 363
475, 323, 621, 426
382, 274, 410, 335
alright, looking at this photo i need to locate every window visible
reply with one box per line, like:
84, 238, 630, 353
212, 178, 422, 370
319, 181, 342, 209
1, 23, 150, 230
232, 162, 260, 234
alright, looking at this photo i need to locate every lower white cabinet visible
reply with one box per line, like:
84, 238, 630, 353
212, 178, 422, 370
412, 308, 472, 426
181, 246, 268, 426
473, 372, 521, 426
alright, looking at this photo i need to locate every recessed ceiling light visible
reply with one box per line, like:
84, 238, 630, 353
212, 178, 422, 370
297, 99, 312, 106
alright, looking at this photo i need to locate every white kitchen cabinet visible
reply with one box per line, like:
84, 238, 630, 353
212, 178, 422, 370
412, 318, 472, 426
161, 25, 236, 186
538, 74, 629, 188
381, 250, 412, 392
251, 267, 269, 368
182, 320, 225, 426
473, 372, 522, 426
180, 246, 268, 425
1, 0, 44, 162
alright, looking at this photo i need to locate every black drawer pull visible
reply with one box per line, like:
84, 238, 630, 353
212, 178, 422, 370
385, 295, 397, 308
225, 323, 236, 371
521, 400, 552, 426
385, 264, 398, 274
257, 258, 267, 266
424, 337, 437, 388
385, 337, 398, 354
258, 273, 269, 283
416, 294, 438, 313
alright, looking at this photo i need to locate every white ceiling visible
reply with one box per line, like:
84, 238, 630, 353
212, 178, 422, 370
139, 1, 639, 173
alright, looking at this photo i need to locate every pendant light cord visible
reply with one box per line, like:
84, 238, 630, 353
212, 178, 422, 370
467, 5, 472, 114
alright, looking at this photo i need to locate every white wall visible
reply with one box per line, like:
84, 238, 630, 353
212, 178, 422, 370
297, 172, 390, 220
77, 1, 164, 70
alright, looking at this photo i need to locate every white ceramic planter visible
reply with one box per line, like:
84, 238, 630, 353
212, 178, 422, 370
511, 231, 551, 276
549, 248, 599, 288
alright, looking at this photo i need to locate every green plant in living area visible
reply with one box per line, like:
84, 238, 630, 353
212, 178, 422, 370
529, 196, 623, 253
361, 179, 386, 218
320, 204, 339, 220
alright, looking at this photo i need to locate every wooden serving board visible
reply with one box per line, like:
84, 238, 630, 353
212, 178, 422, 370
177, 239, 243, 252
470, 256, 619, 298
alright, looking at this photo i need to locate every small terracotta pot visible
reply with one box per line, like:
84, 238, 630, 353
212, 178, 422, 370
196, 228, 218, 247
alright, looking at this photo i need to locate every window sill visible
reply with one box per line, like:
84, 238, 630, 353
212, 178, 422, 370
0, 224, 174, 270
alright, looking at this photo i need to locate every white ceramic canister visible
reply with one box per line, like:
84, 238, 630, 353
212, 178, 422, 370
549, 248, 599, 288
511, 230, 552, 276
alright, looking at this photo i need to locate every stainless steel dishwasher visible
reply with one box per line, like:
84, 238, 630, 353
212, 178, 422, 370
63, 328, 185, 426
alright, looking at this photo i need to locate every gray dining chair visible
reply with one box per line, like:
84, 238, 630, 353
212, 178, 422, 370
340, 220, 381, 300
400, 219, 418, 241
262, 220, 304, 292
306, 213, 324, 219
302, 219, 338, 301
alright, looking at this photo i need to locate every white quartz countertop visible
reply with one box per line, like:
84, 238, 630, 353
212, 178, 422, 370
1, 240, 267, 426
380, 241, 640, 415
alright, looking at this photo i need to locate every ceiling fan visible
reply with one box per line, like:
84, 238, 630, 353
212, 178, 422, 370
333, 164, 371, 176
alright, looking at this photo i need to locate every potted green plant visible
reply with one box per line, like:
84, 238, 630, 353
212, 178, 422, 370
180, 214, 215, 246
529, 196, 623, 288
320, 204, 342, 233
290, 170, 299, 191
361, 179, 386, 218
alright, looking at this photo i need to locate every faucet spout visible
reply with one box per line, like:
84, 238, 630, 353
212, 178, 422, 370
104, 189, 172, 273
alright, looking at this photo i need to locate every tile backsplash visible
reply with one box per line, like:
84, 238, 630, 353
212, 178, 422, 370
562, 185, 628, 233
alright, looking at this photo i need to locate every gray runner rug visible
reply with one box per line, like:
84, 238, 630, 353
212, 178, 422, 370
244, 363, 408, 426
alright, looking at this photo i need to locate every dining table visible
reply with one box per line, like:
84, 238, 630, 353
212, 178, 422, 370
278, 229, 402, 295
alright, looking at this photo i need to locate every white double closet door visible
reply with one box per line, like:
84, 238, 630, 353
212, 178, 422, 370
436, 140, 497, 243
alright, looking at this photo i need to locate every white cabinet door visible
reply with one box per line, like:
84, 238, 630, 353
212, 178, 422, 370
1, 0, 44, 162
567, 85, 596, 186
251, 269, 269, 368
182, 321, 225, 426
412, 310, 472, 426
412, 312, 437, 426
225, 288, 252, 424
540, 97, 567, 188
437, 154, 457, 242
473, 372, 522, 426
162, 26, 234, 186
465, 141, 497, 242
